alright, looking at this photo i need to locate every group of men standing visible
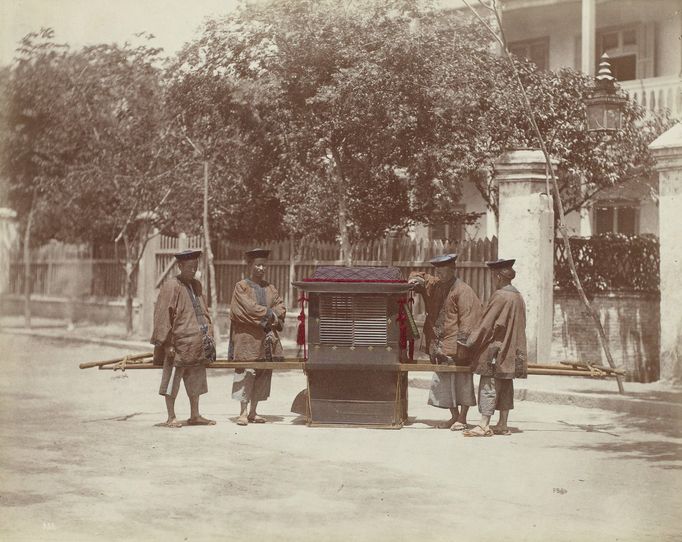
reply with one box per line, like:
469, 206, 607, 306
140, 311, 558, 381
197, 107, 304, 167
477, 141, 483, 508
409, 254, 527, 437
150, 247, 527, 437
151, 248, 285, 428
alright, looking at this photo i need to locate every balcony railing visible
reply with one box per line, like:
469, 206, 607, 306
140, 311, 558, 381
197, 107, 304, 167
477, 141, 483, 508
620, 75, 682, 119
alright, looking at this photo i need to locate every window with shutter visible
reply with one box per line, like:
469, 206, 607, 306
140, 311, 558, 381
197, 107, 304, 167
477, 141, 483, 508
593, 200, 640, 235
596, 23, 656, 80
429, 205, 466, 241
577, 23, 656, 79
509, 37, 550, 71
319, 295, 387, 346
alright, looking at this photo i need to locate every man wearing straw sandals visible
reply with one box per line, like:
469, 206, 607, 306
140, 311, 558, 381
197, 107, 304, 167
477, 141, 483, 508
459, 258, 527, 437
229, 248, 286, 426
151, 249, 216, 428
408, 253, 483, 431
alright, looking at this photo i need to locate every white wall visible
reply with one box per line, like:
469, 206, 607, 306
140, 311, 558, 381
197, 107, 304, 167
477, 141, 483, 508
409, 178, 492, 242
460, 178, 490, 240
562, 209, 582, 236
639, 200, 659, 235
504, 2, 580, 70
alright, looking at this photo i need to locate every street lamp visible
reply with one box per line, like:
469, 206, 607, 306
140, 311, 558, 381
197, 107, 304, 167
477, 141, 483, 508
584, 53, 627, 132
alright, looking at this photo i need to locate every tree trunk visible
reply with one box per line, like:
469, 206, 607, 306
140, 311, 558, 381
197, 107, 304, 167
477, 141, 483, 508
203, 161, 220, 344
121, 233, 136, 337
124, 260, 135, 337
338, 188, 352, 266
330, 147, 352, 266
22, 191, 37, 329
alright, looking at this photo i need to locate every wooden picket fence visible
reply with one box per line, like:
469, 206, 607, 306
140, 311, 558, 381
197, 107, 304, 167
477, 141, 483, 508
8, 241, 128, 298
7, 235, 498, 321
209, 236, 498, 317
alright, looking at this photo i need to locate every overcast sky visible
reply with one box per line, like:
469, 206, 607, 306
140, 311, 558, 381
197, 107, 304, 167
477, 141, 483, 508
0, 0, 473, 67
0, 0, 241, 66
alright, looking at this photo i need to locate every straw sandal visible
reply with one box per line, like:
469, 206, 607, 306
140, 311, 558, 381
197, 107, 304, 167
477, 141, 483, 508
491, 426, 512, 436
236, 415, 249, 426
463, 425, 493, 437
450, 421, 470, 431
247, 415, 266, 424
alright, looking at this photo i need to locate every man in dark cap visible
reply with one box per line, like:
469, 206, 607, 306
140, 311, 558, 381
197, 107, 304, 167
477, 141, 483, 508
229, 248, 286, 426
151, 249, 216, 428
460, 259, 527, 437
408, 253, 483, 430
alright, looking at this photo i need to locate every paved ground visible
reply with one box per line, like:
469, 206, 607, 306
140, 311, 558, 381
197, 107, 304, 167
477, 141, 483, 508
1, 334, 681, 542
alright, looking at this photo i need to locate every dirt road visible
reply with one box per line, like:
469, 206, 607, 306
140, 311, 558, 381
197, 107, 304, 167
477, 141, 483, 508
1, 335, 680, 542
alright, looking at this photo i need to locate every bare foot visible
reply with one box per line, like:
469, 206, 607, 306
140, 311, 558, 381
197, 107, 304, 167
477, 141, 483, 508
236, 415, 248, 426
185, 416, 216, 426
491, 425, 511, 435
437, 417, 457, 429
156, 418, 182, 428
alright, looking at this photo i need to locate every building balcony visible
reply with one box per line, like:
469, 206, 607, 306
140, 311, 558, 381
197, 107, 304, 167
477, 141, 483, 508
620, 75, 682, 119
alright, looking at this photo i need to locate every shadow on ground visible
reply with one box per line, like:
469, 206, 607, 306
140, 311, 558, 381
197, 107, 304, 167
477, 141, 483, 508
569, 388, 682, 405
550, 412, 682, 468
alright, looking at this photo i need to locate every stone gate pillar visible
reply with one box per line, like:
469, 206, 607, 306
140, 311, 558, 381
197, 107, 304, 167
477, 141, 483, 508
650, 123, 682, 384
138, 230, 160, 339
494, 149, 555, 363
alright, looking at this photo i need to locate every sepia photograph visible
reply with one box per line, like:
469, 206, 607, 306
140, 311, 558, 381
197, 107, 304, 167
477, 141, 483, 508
0, 1, 680, 541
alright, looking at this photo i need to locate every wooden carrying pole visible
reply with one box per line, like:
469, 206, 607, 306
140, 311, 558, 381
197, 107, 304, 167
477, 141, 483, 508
79, 352, 154, 369
91, 359, 622, 378
99, 360, 306, 370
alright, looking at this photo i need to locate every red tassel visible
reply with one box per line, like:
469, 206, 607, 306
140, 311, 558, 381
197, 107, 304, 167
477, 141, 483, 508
296, 319, 306, 345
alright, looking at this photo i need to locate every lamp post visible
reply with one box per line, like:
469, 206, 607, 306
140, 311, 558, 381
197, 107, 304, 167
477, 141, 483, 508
584, 53, 627, 132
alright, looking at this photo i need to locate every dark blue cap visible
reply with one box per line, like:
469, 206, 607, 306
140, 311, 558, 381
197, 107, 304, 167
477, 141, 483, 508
174, 249, 202, 261
245, 248, 270, 260
429, 253, 458, 267
486, 258, 515, 269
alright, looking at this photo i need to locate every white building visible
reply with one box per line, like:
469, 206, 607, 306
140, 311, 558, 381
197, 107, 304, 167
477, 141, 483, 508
418, 0, 682, 242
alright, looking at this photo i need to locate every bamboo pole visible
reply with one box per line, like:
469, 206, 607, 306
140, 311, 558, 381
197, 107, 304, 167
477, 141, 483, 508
559, 361, 624, 375
99, 360, 306, 370
93, 360, 618, 377
462, 0, 625, 393
527, 368, 608, 377
533, 363, 623, 374
79, 352, 154, 369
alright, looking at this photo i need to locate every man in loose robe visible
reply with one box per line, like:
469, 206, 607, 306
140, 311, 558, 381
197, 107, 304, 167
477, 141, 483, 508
461, 258, 527, 437
229, 248, 286, 426
408, 253, 483, 430
151, 249, 216, 428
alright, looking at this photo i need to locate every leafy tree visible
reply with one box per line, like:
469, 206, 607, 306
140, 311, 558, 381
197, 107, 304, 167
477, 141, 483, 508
51, 37, 185, 334
165, 34, 299, 335
465, 61, 674, 219
0, 29, 77, 326
190, 0, 492, 258
164, 40, 287, 240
